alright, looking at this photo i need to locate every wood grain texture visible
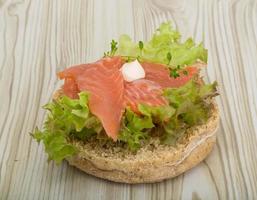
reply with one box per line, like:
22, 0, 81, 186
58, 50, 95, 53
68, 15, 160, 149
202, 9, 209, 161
0, 0, 257, 199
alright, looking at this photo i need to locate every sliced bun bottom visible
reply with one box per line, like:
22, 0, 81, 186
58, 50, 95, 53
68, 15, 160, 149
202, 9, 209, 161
66, 101, 219, 184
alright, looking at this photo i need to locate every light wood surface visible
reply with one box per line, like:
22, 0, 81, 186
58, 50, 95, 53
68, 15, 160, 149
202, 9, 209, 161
0, 0, 257, 199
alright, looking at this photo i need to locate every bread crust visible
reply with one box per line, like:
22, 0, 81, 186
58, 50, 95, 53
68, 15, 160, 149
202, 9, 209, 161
54, 90, 219, 183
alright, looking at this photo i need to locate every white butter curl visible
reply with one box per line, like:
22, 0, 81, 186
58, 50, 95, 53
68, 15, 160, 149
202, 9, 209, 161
120, 59, 145, 82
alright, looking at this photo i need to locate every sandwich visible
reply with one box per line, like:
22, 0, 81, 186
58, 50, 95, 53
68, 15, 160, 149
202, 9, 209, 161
32, 22, 219, 183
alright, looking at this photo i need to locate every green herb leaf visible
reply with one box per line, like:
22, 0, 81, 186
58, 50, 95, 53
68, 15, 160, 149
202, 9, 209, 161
139, 41, 144, 50
111, 40, 118, 55
104, 39, 118, 57
167, 52, 172, 65
170, 68, 180, 78
183, 70, 188, 75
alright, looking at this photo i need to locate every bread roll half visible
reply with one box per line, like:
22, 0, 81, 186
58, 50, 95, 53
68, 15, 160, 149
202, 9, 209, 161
61, 91, 219, 183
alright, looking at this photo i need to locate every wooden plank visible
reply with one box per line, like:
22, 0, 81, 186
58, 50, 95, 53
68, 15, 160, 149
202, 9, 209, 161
0, 0, 256, 199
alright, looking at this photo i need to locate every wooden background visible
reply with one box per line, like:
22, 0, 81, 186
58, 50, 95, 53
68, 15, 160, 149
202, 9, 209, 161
0, 0, 257, 199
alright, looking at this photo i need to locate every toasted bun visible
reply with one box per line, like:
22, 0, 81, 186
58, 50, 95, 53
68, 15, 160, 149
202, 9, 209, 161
54, 90, 219, 183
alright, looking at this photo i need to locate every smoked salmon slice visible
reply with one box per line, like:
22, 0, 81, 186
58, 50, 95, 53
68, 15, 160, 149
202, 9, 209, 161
58, 64, 90, 99
62, 78, 80, 99
58, 64, 90, 80
58, 57, 199, 140
124, 79, 168, 113
76, 57, 124, 140
142, 62, 199, 88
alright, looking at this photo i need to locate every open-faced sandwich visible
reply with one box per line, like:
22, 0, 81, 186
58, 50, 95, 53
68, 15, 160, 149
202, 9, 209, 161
32, 22, 219, 183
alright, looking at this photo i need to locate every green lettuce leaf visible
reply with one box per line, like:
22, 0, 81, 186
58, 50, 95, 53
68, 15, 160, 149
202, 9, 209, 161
118, 105, 176, 151
31, 92, 102, 163
118, 108, 154, 151
32, 129, 77, 163
162, 80, 218, 144
117, 80, 217, 150
138, 104, 175, 123
113, 22, 207, 67
32, 81, 217, 160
